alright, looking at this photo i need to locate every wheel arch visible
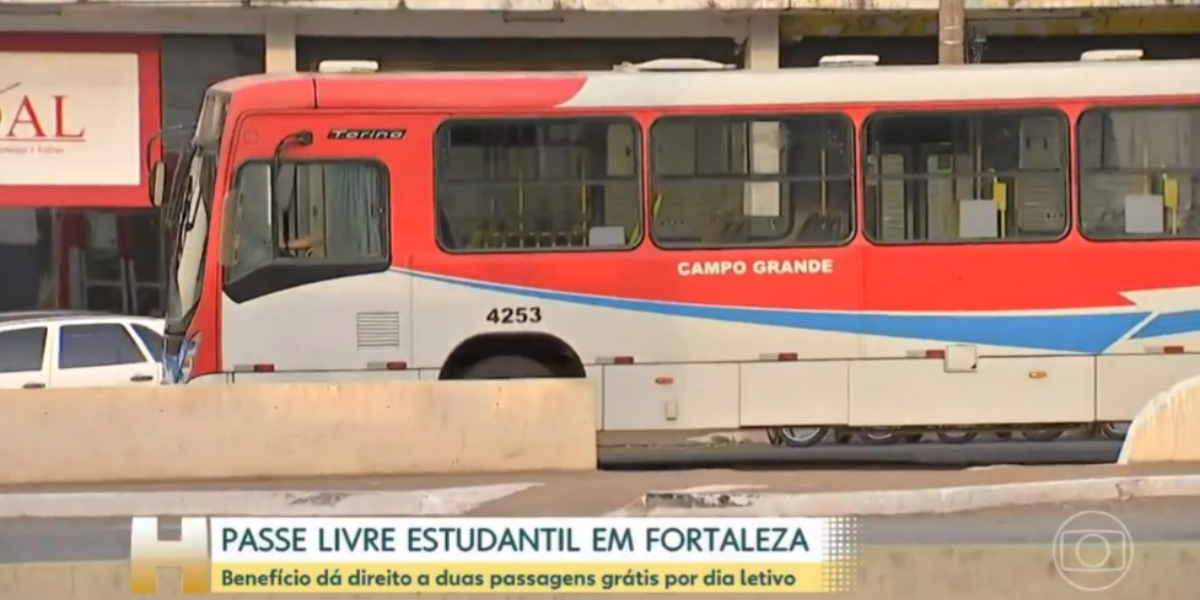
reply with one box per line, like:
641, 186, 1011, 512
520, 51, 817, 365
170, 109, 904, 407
438, 331, 586, 380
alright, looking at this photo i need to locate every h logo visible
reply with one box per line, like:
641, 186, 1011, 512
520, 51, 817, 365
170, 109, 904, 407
129, 517, 211, 594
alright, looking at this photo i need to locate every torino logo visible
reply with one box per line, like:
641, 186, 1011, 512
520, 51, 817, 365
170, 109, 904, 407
676, 259, 834, 277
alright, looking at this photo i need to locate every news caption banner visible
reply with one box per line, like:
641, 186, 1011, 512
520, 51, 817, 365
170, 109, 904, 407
130, 517, 862, 594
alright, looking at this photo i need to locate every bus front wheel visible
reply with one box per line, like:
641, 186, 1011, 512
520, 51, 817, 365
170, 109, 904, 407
461, 355, 555, 380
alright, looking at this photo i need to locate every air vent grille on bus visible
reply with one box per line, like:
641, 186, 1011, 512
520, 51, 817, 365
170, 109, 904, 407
356, 312, 401, 349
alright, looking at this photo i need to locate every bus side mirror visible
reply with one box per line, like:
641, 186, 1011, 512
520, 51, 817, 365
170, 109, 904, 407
272, 163, 296, 214
149, 161, 167, 207
219, 190, 238, 268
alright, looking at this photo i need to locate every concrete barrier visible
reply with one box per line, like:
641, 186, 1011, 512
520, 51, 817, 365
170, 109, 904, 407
1120, 375, 1200, 464
4, 544, 1196, 598
0, 380, 595, 485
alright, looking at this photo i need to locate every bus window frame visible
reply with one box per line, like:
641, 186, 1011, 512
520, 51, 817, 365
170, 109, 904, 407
161, 90, 228, 332
861, 107, 1072, 247
1076, 103, 1200, 243
432, 115, 645, 255
647, 111, 857, 251
195, 91, 231, 147
222, 157, 393, 304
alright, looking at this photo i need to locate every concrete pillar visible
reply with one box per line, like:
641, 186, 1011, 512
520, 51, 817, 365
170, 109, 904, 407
743, 14, 782, 218
938, 0, 966, 64
743, 14, 780, 72
264, 14, 297, 73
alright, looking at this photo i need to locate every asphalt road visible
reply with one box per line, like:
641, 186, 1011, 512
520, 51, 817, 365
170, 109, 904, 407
0, 437, 1148, 565
2, 497, 1196, 564
599, 439, 1123, 470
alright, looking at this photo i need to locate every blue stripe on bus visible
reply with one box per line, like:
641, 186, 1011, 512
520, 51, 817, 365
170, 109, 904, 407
406, 271, 1153, 354
1130, 310, 1200, 340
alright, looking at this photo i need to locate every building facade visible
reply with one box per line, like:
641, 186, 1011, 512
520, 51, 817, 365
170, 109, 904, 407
2, 0, 1200, 315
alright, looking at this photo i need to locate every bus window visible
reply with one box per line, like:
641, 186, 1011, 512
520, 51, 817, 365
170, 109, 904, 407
1079, 106, 1200, 240
863, 110, 1068, 244
649, 114, 853, 249
435, 118, 642, 252
224, 160, 389, 287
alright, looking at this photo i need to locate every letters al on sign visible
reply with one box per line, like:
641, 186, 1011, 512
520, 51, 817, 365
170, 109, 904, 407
129, 517, 211, 594
0, 52, 141, 187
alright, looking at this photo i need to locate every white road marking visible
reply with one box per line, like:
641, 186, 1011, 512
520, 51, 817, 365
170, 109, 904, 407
636, 475, 1200, 517
0, 483, 540, 518
655, 484, 769, 494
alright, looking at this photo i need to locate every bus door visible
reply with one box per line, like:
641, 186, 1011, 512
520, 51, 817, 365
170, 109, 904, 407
218, 114, 419, 382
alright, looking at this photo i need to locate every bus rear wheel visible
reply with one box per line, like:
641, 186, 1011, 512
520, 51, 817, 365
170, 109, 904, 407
937, 431, 978, 444
1020, 429, 1065, 442
1100, 423, 1129, 440
461, 355, 555, 380
860, 430, 901, 445
775, 427, 828, 448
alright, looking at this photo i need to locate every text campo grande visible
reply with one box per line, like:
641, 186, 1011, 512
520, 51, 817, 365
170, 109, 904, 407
676, 258, 834, 277
221, 525, 811, 555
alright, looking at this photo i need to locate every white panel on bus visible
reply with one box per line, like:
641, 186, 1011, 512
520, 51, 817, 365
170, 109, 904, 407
1096, 355, 1200, 421
1125, 194, 1165, 234
739, 361, 849, 427
602, 363, 738, 431
959, 200, 999, 239
849, 357, 1095, 426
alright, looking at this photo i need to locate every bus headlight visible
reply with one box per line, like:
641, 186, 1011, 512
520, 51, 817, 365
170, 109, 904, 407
167, 334, 200, 384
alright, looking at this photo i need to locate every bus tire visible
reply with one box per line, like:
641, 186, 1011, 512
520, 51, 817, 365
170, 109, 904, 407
767, 428, 784, 446
776, 427, 828, 448
461, 354, 555, 380
1020, 429, 1065, 442
860, 430, 900, 445
937, 431, 978, 444
1100, 423, 1129, 441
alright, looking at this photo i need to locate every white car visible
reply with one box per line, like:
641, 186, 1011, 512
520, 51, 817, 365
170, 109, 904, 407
0, 311, 165, 390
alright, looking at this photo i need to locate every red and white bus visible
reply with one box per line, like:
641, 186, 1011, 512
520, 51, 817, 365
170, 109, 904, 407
154, 52, 1200, 442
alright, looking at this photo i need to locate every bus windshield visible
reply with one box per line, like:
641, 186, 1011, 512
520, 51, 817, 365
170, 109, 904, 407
165, 144, 217, 335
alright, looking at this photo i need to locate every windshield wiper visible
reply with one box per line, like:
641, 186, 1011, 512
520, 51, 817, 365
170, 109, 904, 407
174, 147, 203, 234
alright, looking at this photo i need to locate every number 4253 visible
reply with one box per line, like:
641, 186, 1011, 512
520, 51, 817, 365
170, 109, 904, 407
486, 307, 543, 324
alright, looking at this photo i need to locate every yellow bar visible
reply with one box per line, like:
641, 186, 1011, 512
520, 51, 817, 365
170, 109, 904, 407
1164, 175, 1179, 234
211, 561, 840, 594
993, 178, 1008, 239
